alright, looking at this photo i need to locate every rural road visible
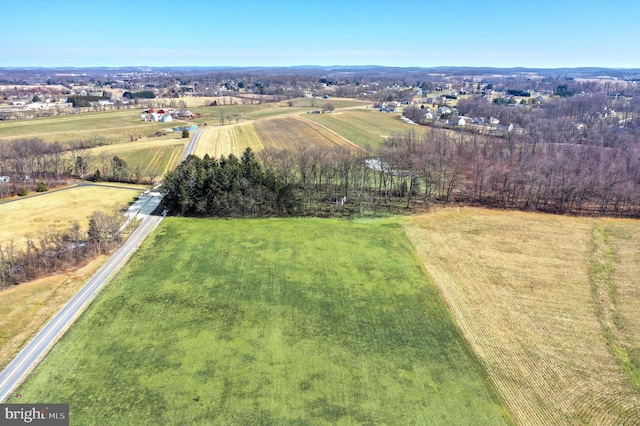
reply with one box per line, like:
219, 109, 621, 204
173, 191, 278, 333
0, 125, 201, 402
182, 129, 201, 160
0, 200, 164, 402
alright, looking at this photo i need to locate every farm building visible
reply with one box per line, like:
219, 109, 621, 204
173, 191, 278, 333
173, 125, 198, 132
140, 112, 173, 122
497, 123, 514, 133
173, 110, 193, 118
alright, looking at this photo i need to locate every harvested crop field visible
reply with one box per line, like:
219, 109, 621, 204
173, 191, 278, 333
193, 122, 264, 158
254, 116, 361, 152
402, 208, 640, 425
89, 137, 186, 180
0, 256, 108, 371
305, 109, 414, 149
0, 110, 174, 146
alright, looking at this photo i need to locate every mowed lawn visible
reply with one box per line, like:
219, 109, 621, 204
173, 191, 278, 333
403, 208, 640, 425
13, 218, 511, 425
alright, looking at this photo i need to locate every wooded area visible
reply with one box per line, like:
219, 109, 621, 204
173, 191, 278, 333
161, 148, 299, 216
163, 125, 640, 218
0, 211, 124, 288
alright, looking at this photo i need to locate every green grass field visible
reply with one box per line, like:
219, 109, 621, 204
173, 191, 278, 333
88, 136, 186, 181
12, 217, 511, 425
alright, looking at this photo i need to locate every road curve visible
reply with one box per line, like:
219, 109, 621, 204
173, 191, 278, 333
0, 212, 165, 402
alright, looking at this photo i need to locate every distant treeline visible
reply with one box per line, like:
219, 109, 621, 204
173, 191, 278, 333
123, 91, 156, 99
506, 89, 530, 97
66, 95, 110, 107
0, 138, 158, 200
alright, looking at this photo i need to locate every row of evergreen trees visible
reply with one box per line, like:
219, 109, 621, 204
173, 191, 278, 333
161, 148, 300, 216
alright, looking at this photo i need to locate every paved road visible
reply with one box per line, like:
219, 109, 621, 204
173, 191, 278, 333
0, 125, 202, 402
182, 129, 201, 160
0, 203, 164, 402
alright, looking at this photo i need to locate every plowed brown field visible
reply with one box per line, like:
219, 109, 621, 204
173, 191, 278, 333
403, 208, 640, 425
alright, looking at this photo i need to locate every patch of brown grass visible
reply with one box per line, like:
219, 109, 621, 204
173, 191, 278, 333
0, 256, 108, 370
402, 207, 640, 424
0, 184, 146, 249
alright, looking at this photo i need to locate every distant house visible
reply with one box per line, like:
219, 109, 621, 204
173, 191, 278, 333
379, 102, 396, 113
488, 117, 500, 125
173, 110, 193, 118
494, 123, 514, 134
25, 102, 46, 110
0, 176, 10, 183
437, 106, 452, 115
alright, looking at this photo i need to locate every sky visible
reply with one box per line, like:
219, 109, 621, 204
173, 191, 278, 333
2, 0, 640, 69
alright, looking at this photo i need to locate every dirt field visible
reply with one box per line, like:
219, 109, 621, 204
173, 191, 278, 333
402, 208, 640, 424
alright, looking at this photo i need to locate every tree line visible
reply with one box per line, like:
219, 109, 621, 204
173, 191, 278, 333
0, 139, 158, 198
163, 129, 640, 218
0, 211, 125, 288
377, 129, 640, 216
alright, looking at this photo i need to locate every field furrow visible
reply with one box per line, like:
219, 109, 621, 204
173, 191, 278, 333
194, 122, 264, 158
304, 109, 414, 149
402, 208, 640, 425
254, 116, 362, 153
